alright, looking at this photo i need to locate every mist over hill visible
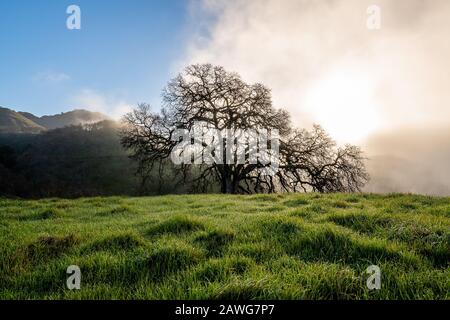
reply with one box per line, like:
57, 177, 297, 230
0, 106, 109, 133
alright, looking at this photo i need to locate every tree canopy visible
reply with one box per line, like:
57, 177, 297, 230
121, 64, 369, 194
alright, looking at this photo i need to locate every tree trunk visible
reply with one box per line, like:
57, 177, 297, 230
221, 177, 233, 194
221, 174, 236, 194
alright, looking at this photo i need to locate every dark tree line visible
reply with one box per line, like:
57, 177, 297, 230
0, 121, 172, 198
121, 64, 369, 194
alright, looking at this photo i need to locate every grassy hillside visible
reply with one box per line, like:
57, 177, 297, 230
0, 106, 110, 134
0, 107, 45, 133
0, 193, 449, 299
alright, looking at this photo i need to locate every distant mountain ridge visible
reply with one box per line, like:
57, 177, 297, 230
0, 106, 110, 133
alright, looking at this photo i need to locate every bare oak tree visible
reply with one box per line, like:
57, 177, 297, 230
121, 64, 369, 194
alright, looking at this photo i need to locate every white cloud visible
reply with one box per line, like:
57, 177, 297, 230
70, 89, 133, 120
183, 0, 450, 194
184, 0, 450, 139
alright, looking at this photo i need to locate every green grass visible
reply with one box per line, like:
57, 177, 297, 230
0, 193, 449, 300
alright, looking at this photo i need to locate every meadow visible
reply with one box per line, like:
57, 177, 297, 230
0, 193, 449, 299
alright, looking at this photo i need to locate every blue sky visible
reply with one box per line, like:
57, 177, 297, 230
0, 0, 195, 117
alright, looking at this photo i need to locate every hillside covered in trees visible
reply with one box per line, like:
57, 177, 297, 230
0, 120, 190, 198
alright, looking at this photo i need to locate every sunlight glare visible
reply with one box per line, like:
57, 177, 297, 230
304, 70, 381, 144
